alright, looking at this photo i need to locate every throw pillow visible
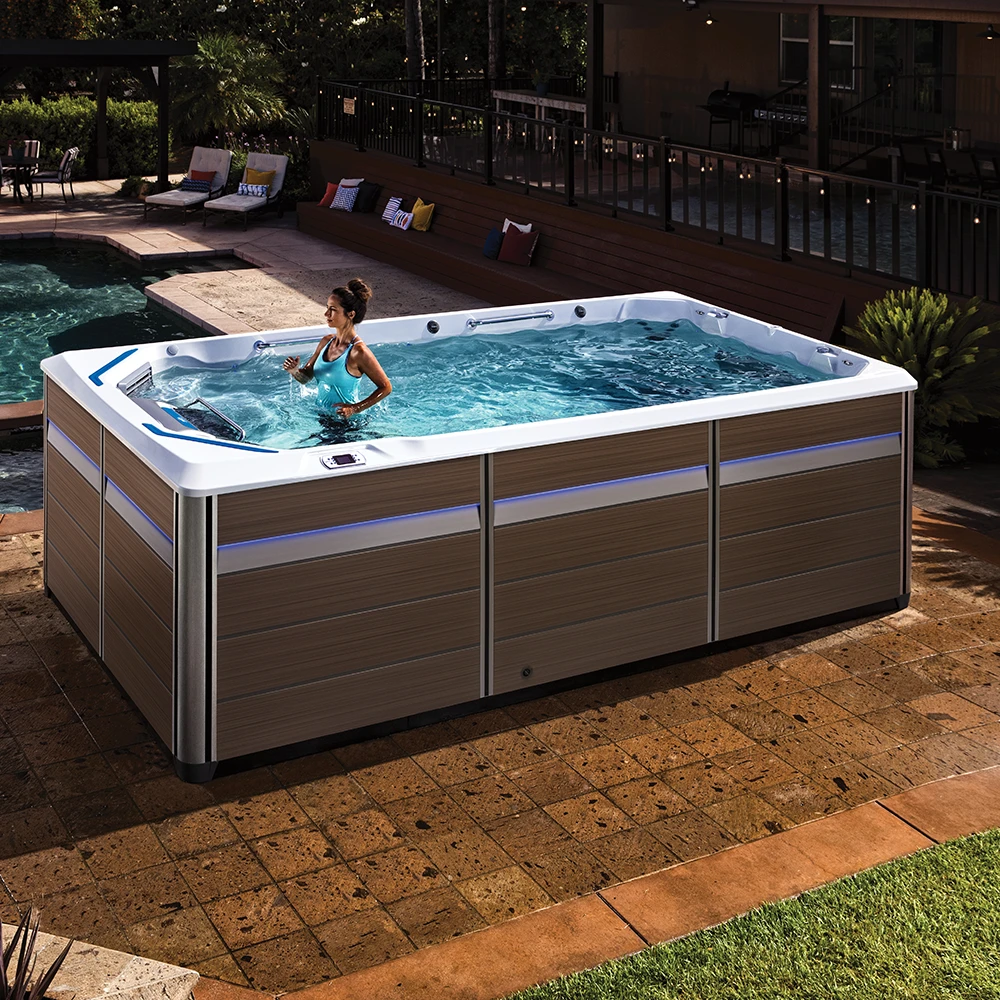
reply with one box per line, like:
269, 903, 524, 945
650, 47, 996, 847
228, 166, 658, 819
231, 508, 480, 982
318, 182, 338, 208
245, 167, 277, 192
237, 182, 269, 197
503, 217, 532, 234
381, 196, 403, 223
331, 185, 359, 211
412, 197, 435, 231
497, 227, 539, 266
482, 227, 504, 259
180, 178, 211, 193
189, 169, 215, 182
390, 209, 413, 230
338, 177, 364, 187
354, 180, 382, 213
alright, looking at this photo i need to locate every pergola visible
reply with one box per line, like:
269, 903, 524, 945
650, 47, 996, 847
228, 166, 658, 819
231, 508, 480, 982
0, 39, 197, 190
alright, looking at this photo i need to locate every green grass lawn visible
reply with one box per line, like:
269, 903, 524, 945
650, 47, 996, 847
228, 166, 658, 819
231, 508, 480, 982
509, 829, 1000, 1000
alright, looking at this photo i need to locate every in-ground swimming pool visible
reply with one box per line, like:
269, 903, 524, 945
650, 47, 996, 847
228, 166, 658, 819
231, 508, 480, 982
0, 242, 251, 405
41, 292, 916, 780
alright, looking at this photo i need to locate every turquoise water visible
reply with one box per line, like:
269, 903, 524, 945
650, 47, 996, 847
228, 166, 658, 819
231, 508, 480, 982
141, 318, 836, 450
0, 243, 250, 405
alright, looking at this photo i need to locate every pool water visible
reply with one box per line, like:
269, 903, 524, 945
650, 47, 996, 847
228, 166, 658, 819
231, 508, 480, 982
0, 243, 251, 405
142, 318, 836, 451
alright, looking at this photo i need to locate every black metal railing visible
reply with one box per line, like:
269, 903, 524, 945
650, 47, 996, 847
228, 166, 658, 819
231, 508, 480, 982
315, 84, 1000, 302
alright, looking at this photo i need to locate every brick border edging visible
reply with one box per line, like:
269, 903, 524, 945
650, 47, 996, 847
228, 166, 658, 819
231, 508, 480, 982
194, 767, 999, 1000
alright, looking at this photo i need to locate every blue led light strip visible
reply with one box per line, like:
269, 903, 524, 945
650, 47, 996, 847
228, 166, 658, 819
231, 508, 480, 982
141, 423, 278, 453
106, 478, 172, 544
497, 464, 707, 508
218, 503, 480, 554
720, 432, 900, 468
88, 348, 138, 386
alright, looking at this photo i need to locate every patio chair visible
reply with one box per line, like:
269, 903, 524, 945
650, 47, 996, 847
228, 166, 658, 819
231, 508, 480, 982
2, 139, 40, 195
143, 146, 234, 223
940, 148, 984, 195
203, 152, 288, 230
898, 143, 933, 184
33, 146, 79, 202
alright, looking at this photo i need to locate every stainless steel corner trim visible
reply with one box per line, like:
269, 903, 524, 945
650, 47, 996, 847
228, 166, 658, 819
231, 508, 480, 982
47, 420, 101, 491
481, 455, 493, 699
719, 434, 901, 487
105, 479, 173, 567
216, 505, 482, 575
174, 493, 215, 768
902, 392, 914, 593
494, 466, 709, 527
708, 422, 720, 643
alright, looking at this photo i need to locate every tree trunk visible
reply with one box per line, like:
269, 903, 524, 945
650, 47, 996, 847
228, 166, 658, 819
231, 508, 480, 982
405, 0, 426, 84
488, 0, 505, 85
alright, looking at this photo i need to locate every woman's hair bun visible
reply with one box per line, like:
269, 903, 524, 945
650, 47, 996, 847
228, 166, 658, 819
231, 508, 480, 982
347, 278, 372, 303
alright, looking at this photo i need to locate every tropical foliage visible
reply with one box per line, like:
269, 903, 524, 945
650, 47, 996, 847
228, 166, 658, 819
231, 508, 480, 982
846, 287, 1000, 467
172, 34, 285, 141
1, 910, 74, 1000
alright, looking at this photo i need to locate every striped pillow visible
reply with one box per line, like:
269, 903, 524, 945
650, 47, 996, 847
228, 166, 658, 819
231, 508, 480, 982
381, 196, 403, 223
237, 182, 269, 197
390, 210, 413, 230
180, 177, 211, 193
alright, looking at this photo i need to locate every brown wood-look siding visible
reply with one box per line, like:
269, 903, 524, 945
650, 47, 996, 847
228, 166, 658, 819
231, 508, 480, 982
45, 495, 99, 600
493, 424, 709, 500
46, 449, 100, 542
217, 646, 481, 758
719, 394, 903, 463
46, 542, 99, 650
720, 506, 901, 591
217, 589, 480, 698
104, 504, 172, 630
46, 379, 100, 463
493, 596, 708, 694
719, 554, 902, 640
216, 457, 481, 545
103, 561, 172, 689
217, 532, 479, 638
720, 458, 902, 538
494, 492, 708, 583
495, 544, 707, 640
104, 433, 174, 539
103, 616, 172, 748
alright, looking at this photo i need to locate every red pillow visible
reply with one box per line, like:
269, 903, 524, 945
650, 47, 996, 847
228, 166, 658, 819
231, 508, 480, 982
497, 227, 539, 266
189, 169, 215, 182
318, 182, 339, 208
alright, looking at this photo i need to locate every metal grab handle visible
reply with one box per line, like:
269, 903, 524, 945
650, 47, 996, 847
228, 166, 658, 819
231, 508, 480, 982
186, 396, 247, 442
466, 310, 555, 330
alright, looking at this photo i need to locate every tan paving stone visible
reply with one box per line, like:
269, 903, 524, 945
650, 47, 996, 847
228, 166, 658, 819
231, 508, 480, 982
177, 844, 272, 903
771, 652, 851, 686
756, 775, 846, 824
604, 775, 691, 822
505, 758, 595, 807
712, 744, 803, 789
812, 761, 901, 806
387, 885, 487, 947
906, 691, 1000, 731
881, 767, 1000, 841
542, 791, 635, 842
909, 653, 997, 690
203, 885, 304, 950
233, 928, 339, 991
526, 715, 610, 755
280, 864, 378, 923
563, 743, 651, 787
420, 827, 514, 881
155, 807, 241, 858
862, 631, 940, 663
351, 758, 439, 804
521, 843, 615, 902
816, 677, 897, 715
862, 744, 957, 790
349, 845, 442, 904
645, 809, 739, 861
454, 865, 553, 923
314, 907, 414, 974
897, 620, 983, 653
471, 728, 556, 771
79, 824, 169, 878
445, 773, 535, 824
411, 743, 497, 786
322, 807, 403, 860
0, 844, 91, 901
100, 861, 197, 925
948, 642, 1000, 677
628, 687, 713, 727
769, 689, 851, 729
249, 826, 340, 880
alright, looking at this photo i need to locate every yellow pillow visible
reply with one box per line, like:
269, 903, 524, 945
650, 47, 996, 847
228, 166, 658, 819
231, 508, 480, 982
246, 167, 277, 192
411, 197, 435, 231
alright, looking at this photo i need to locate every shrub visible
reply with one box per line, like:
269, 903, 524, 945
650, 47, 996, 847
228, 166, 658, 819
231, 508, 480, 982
1, 908, 74, 1000
846, 287, 1000, 467
216, 127, 311, 202
118, 175, 153, 198
0, 96, 164, 177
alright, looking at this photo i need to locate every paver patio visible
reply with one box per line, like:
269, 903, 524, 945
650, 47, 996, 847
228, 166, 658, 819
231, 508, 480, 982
0, 513, 998, 992
1, 181, 999, 997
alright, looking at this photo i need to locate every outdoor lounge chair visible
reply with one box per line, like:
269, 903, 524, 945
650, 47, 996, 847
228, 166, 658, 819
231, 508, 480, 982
143, 146, 234, 223
203, 152, 288, 230
33, 146, 78, 202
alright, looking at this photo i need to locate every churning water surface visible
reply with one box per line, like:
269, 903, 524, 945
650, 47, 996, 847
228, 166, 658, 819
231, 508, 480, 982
141, 318, 836, 451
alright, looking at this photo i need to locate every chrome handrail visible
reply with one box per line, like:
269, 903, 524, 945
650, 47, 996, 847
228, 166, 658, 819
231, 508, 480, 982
187, 396, 246, 442
466, 310, 555, 330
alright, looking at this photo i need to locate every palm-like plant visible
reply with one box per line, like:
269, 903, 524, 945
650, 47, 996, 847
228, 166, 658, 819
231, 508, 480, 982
2, 910, 74, 1000
173, 34, 286, 140
846, 287, 1000, 467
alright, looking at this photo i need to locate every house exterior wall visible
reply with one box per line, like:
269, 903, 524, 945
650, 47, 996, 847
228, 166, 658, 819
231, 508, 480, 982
604, 5, 779, 141
954, 22, 1000, 145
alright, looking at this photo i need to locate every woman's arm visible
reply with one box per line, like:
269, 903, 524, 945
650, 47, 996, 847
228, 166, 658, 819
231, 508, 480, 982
337, 342, 392, 417
282, 339, 327, 384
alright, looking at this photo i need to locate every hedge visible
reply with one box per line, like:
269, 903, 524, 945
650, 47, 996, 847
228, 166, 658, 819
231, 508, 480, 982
0, 95, 165, 178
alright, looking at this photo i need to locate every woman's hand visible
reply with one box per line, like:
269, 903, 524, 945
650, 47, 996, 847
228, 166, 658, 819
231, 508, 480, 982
282, 355, 300, 372
335, 402, 359, 418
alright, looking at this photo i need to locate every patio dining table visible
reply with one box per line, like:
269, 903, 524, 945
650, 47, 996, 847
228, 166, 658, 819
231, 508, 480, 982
0, 155, 39, 204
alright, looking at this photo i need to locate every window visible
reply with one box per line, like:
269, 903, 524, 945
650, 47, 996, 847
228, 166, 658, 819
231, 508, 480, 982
780, 14, 856, 89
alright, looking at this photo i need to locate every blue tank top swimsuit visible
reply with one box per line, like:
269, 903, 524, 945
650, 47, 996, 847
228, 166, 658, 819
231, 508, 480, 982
313, 336, 362, 407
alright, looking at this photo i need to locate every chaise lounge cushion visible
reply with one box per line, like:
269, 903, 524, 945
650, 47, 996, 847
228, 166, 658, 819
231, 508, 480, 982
145, 145, 233, 211
205, 192, 269, 213
145, 188, 217, 209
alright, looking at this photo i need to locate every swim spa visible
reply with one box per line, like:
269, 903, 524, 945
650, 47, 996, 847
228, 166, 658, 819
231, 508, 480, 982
41, 292, 916, 780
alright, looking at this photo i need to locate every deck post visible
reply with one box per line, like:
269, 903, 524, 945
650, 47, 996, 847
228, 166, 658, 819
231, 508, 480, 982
564, 124, 576, 205
661, 136, 674, 232
356, 84, 366, 153
415, 91, 425, 167
484, 109, 495, 186
774, 157, 790, 261
915, 180, 930, 289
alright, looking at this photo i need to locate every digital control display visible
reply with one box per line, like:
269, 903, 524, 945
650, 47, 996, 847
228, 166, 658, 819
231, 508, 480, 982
319, 453, 364, 470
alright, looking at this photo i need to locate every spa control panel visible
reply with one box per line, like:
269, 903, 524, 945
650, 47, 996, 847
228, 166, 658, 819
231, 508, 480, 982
319, 453, 366, 471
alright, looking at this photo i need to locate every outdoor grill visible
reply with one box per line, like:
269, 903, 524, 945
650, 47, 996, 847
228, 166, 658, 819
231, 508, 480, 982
700, 82, 763, 154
